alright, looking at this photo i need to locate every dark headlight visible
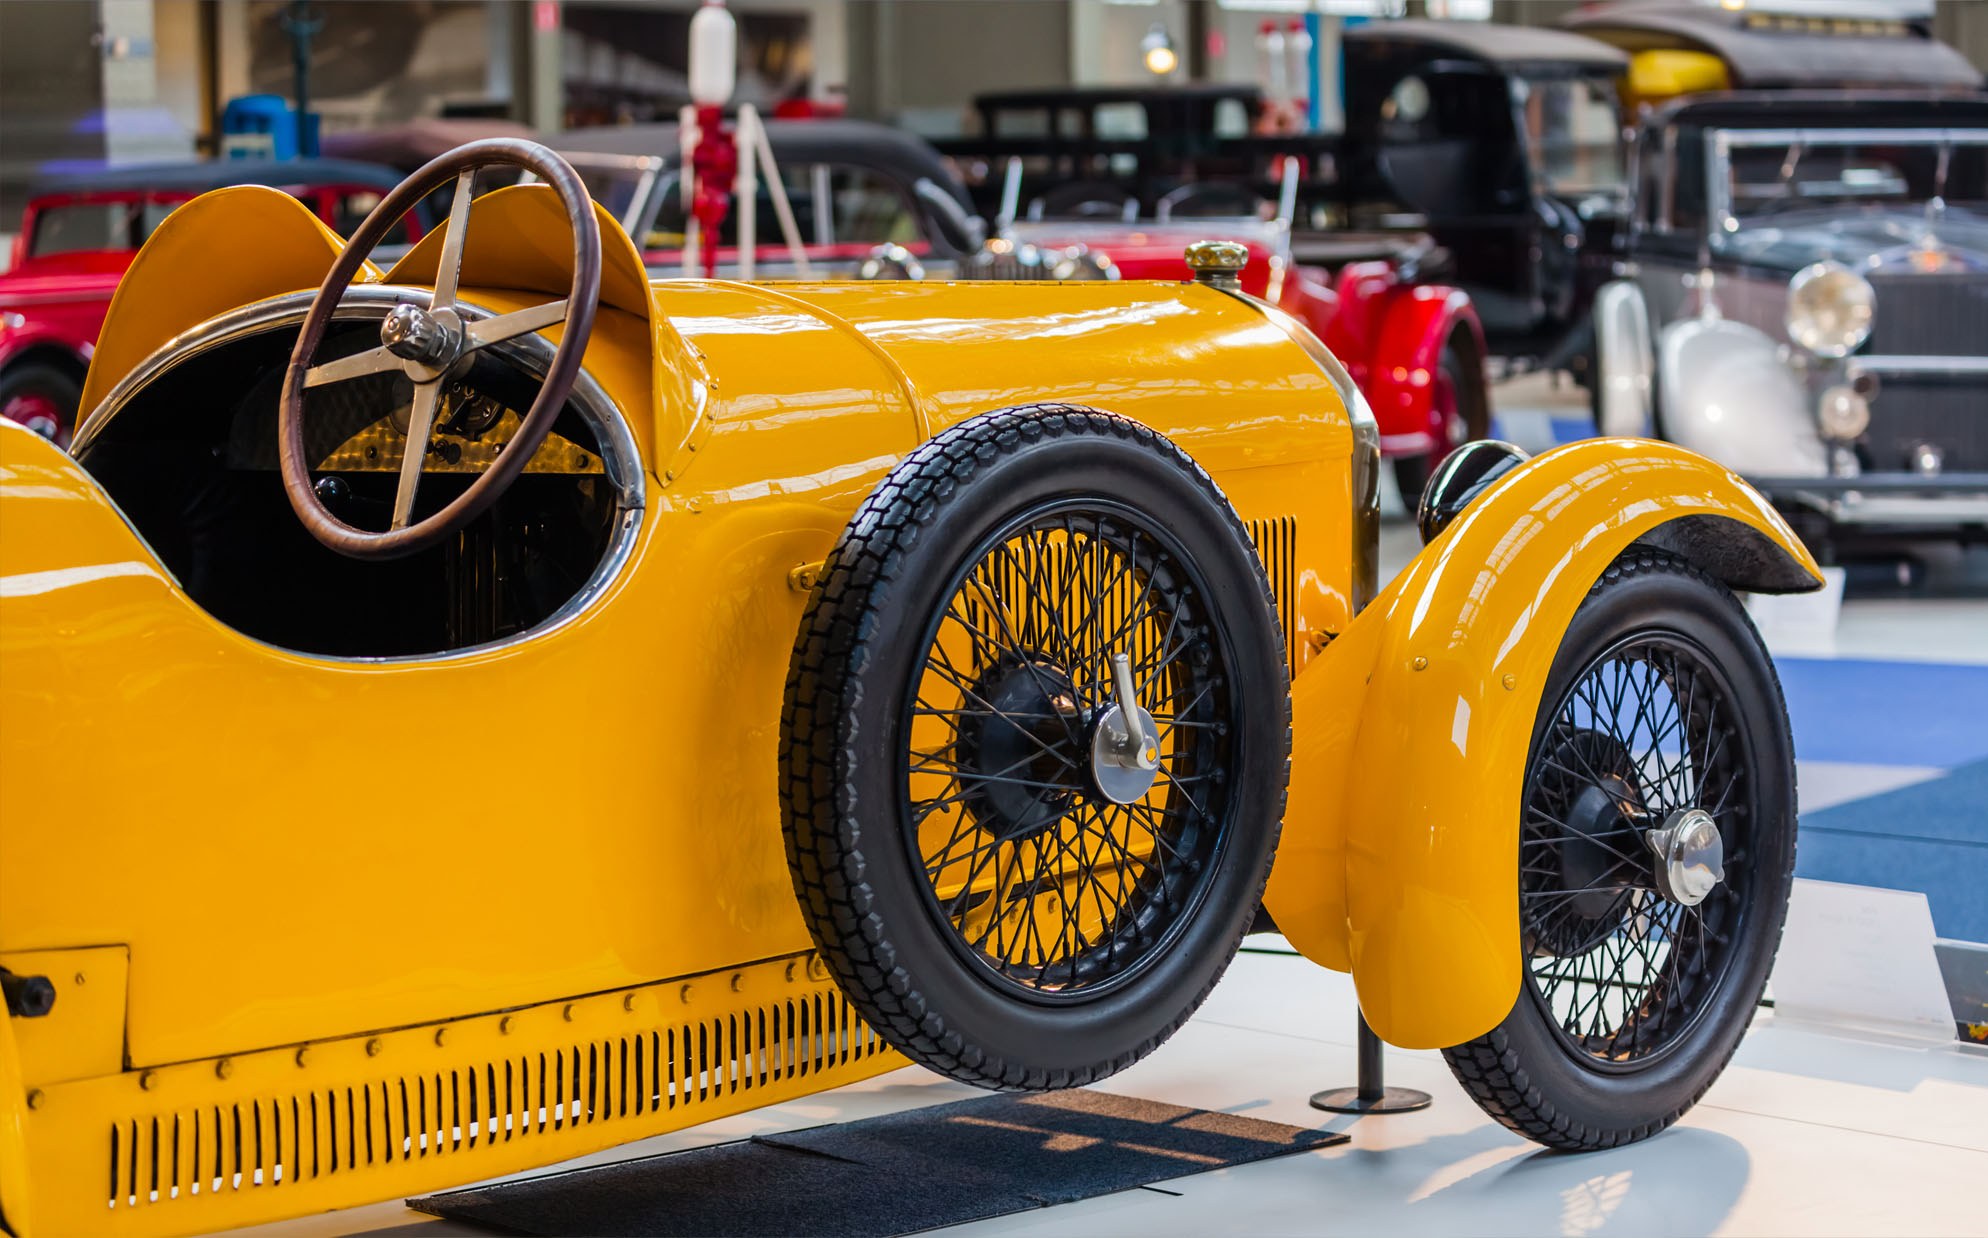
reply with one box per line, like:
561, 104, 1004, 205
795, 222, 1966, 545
1416, 440, 1530, 546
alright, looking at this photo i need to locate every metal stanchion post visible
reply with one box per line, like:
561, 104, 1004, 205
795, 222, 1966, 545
1309, 1012, 1432, 1114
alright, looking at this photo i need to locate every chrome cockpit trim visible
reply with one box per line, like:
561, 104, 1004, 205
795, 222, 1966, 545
67, 285, 646, 666
74, 286, 644, 511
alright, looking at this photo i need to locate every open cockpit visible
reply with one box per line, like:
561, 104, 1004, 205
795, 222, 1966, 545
74, 290, 640, 659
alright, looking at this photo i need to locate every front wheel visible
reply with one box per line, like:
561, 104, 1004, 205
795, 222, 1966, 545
1443, 548, 1797, 1150
0, 363, 83, 448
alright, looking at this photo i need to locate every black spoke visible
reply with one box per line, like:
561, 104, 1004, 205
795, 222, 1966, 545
1520, 631, 1754, 1070
898, 503, 1238, 1000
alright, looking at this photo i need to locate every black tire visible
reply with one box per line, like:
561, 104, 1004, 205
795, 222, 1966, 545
1390, 453, 1434, 511
1391, 332, 1488, 510
0, 362, 83, 447
1579, 338, 1603, 429
1443, 548, 1797, 1150
781, 404, 1289, 1090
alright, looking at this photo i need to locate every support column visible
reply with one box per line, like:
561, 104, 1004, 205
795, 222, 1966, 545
98, 0, 195, 166
523, 0, 564, 133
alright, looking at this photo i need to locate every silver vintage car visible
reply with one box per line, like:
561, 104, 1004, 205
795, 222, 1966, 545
1595, 92, 1988, 552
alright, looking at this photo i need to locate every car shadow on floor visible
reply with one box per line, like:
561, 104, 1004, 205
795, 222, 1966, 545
1332, 1124, 1750, 1237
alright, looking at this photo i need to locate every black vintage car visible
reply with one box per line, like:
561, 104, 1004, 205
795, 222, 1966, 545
1336, 21, 1632, 378
1592, 92, 1988, 550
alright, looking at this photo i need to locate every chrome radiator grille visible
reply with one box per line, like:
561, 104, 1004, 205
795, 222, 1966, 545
1867, 376, 1988, 473
1866, 274, 1988, 359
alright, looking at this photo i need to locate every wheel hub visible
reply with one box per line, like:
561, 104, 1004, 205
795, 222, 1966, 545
1530, 729, 1644, 957
952, 657, 1079, 842
1563, 776, 1640, 915
1644, 807, 1725, 907
3, 393, 63, 441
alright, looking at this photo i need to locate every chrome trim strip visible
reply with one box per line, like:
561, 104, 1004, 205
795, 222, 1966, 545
67, 285, 646, 666
1855, 354, 1988, 375
1707, 126, 1988, 239
1718, 128, 1988, 149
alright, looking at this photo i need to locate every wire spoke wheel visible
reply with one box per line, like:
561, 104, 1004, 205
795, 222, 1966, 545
1443, 550, 1797, 1150
1521, 633, 1752, 1070
903, 505, 1238, 1001
782, 406, 1286, 1089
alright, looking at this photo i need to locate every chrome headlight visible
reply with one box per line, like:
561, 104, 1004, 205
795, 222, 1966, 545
960, 237, 1044, 280
1044, 244, 1119, 281
858, 243, 926, 282
1785, 261, 1874, 358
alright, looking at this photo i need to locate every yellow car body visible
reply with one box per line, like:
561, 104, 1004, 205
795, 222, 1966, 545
0, 183, 1820, 1237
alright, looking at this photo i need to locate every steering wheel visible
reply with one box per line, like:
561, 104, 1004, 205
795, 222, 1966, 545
279, 138, 602, 560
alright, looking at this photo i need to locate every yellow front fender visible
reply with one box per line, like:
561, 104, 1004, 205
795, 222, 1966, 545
0, 1004, 29, 1238
1268, 438, 1821, 1049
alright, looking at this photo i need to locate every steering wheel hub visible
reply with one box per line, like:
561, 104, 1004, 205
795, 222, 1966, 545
380, 303, 459, 368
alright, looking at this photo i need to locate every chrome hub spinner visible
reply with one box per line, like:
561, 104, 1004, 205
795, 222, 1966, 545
1644, 807, 1725, 907
1091, 652, 1162, 805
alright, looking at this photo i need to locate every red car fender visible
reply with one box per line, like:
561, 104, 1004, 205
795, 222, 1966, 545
1274, 264, 1337, 340
0, 317, 94, 375
1337, 273, 1485, 458
1323, 261, 1390, 361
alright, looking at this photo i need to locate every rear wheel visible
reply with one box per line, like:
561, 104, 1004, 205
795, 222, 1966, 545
1443, 548, 1797, 1150
782, 405, 1289, 1089
1391, 331, 1488, 508
0, 363, 82, 448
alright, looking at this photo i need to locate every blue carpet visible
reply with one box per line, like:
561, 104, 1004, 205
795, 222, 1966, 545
1776, 657, 1988, 768
1800, 757, 1988, 943
1551, 416, 1596, 445
1482, 415, 1596, 447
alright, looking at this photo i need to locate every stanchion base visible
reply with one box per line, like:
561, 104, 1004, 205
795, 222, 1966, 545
1308, 1086, 1433, 1114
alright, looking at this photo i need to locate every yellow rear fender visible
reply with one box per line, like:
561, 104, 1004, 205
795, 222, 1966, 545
1270, 438, 1822, 1050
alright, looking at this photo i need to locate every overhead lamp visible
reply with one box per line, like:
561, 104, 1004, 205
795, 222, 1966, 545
1142, 24, 1179, 77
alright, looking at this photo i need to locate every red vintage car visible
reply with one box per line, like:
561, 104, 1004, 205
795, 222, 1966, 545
552, 117, 1489, 497
0, 158, 430, 445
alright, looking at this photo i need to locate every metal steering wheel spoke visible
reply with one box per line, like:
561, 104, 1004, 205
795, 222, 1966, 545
429, 169, 477, 313
465, 298, 570, 349
390, 381, 444, 530
304, 345, 402, 389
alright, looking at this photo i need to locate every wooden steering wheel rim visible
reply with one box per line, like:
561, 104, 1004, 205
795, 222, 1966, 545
277, 138, 603, 560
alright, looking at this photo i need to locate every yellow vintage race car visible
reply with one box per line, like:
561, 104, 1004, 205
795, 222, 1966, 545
0, 140, 1824, 1238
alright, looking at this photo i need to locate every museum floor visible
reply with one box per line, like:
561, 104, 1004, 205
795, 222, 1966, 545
230, 379, 1988, 1238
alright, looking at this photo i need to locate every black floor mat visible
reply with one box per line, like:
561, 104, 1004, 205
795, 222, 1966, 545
409, 1088, 1347, 1237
